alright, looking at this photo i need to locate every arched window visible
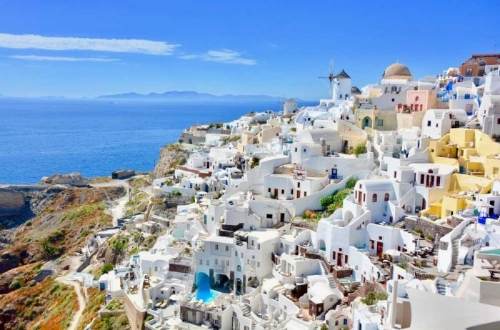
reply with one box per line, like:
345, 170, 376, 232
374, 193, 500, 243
372, 194, 377, 202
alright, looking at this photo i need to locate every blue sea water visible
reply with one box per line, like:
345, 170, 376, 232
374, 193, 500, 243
0, 98, 284, 184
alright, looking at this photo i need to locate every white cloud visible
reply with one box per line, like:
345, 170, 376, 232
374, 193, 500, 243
10, 55, 119, 62
0, 33, 178, 55
180, 49, 256, 65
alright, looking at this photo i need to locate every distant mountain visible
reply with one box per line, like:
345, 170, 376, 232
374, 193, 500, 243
97, 90, 287, 102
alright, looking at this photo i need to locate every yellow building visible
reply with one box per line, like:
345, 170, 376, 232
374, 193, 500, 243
429, 128, 500, 179
422, 128, 500, 219
355, 108, 398, 131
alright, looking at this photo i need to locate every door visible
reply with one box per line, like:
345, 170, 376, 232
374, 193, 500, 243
337, 253, 343, 266
280, 213, 285, 223
296, 190, 301, 198
274, 188, 278, 199
376, 241, 383, 257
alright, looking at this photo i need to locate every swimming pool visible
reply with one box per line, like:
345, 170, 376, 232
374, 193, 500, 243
195, 272, 219, 303
483, 249, 500, 256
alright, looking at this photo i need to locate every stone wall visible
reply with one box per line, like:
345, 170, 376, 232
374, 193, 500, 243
0, 188, 25, 217
403, 216, 452, 240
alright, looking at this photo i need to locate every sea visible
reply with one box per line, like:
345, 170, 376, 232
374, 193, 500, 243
0, 98, 288, 184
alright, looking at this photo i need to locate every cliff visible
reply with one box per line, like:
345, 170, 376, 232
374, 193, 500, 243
153, 143, 189, 178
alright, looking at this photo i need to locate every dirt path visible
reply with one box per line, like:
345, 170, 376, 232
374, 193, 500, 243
93, 179, 130, 226
57, 276, 86, 330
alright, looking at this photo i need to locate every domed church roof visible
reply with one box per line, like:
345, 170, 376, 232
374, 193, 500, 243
382, 63, 412, 79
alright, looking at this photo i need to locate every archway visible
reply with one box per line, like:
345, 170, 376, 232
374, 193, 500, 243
214, 274, 230, 292
415, 193, 426, 212
362, 116, 372, 129
318, 239, 327, 251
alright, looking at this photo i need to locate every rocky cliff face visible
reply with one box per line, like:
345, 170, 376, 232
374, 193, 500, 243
153, 143, 189, 178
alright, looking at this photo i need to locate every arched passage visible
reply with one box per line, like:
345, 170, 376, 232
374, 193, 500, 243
362, 116, 372, 129
214, 274, 230, 292
415, 193, 426, 212
318, 239, 327, 251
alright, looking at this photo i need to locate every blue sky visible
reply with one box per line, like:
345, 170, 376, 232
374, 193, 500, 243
0, 1, 498, 100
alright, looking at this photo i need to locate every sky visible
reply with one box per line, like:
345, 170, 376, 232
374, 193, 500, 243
0, 0, 498, 100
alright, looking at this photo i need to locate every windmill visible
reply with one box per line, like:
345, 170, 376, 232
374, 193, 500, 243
318, 60, 336, 98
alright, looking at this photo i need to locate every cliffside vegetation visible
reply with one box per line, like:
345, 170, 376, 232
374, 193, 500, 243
320, 177, 358, 216
0, 185, 125, 327
0, 277, 77, 329
154, 143, 189, 177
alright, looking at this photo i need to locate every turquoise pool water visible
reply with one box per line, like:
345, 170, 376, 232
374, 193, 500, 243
195, 272, 218, 303
483, 249, 500, 256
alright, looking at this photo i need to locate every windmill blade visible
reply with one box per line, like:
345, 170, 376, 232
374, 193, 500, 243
329, 59, 335, 75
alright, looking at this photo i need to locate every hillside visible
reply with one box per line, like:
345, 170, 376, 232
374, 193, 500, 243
0, 184, 125, 329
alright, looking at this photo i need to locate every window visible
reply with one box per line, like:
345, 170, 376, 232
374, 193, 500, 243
215, 244, 219, 250
225, 246, 229, 251
372, 194, 377, 202
376, 119, 384, 126
297, 182, 301, 188
294, 147, 298, 152
420, 174, 424, 184
394, 171, 397, 178
497, 118, 500, 125
436, 176, 441, 186
363, 193, 366, 202
281, 189, 285, 194
268, 188, 271, 193
384, 193, 389, 201
266, 214, 273, 219
258, 244, 261, 250
415, 96, 420, 101
427, 120, 431, 127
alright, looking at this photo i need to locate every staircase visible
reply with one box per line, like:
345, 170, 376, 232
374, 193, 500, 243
327, 276, 337, 289
450, 239, 459, 272
241, 303, 251, 317
436, 279, 447, 295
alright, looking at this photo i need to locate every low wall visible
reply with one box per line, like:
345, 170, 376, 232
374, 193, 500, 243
403, 216, 452, 240
0, 188, 25, 216
121, 292, 146, 330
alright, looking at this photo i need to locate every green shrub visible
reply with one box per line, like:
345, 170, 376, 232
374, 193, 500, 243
100, 263, 114, 275
110, 235, 128, 255
41, 238, 63, 259
361, 291, 388, 305
9, 278, 23, 290
353, 143, 367, 157
345, 177, 358, 189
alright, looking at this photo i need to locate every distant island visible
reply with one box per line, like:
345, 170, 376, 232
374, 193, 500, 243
97, 90, 290, 102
